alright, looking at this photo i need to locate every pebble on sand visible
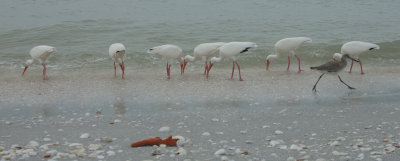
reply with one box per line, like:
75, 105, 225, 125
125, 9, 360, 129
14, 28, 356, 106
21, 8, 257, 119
80, 133, 90, 139
159, 126, 170, 132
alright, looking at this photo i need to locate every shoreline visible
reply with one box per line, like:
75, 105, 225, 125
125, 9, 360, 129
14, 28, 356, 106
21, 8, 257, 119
1, 65, 400, 160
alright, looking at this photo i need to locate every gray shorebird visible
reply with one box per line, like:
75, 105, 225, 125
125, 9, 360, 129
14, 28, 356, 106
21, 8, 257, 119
310, 53, 359, 93
341, 41, 380, 74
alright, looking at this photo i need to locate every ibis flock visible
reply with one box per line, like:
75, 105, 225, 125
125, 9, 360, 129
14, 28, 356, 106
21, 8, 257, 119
22, 37, 380, 93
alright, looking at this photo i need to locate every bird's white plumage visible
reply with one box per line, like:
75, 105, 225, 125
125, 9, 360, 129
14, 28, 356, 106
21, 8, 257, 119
267, 37, 312, 60
147, 44, 184, 79
341, 41, 380, 58
109, 43, 126, 64
265, 37, 311, 73
147, 44, 183, 63
211, 42, 257, 63
184, 42, 225, 62
208, 42, 257, 81
27, 45, 56, 65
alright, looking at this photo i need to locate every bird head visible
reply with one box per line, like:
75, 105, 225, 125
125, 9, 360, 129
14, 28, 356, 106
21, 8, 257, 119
332, 53, 342, 62
22, 59, 34, 76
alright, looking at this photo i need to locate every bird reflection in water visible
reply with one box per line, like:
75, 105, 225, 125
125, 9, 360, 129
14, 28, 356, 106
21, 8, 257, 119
113, 97, 126, 116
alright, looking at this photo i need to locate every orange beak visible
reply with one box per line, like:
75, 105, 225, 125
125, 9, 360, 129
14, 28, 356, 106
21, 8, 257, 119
206, 62, 213, 78
22, 66, 28, 76
182, 60, 187, 74
266, 60, 270, 71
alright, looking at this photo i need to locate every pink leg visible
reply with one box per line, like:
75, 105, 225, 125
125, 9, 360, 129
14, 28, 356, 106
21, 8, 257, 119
236, 61, 243, 81
166, 62, 170, 79
286, 56, 290, 71
349, 59, 354, 73
295, 55, 303, 73
120, 61, 125, 79
206, 62, 213, 78
231, 61, 235, 80
359, 59, 364, 74
42, 63, 46, 80
114, 62, 117, 77
204, 60, 208, 75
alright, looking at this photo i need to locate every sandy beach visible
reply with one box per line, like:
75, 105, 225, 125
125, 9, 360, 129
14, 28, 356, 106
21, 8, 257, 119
1, 65, 400, 161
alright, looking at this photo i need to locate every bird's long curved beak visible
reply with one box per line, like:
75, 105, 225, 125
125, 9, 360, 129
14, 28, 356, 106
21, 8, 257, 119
180, 63, 184, 75
22, 66, 28, 76
266, 60, 270, 71
182, 60, 188, 74
206, 62, 214, 78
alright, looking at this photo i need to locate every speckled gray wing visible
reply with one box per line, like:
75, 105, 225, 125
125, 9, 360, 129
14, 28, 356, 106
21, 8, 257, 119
310, 60, 346, 73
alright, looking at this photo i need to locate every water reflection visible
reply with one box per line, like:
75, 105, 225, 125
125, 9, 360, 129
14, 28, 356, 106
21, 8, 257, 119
112, 97, 126, 116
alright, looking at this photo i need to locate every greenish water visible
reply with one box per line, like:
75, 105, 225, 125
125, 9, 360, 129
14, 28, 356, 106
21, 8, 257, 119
0, 0, 399, 70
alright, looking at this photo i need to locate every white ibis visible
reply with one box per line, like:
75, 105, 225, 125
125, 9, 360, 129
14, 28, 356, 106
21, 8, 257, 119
310, 53, 359, 93
147, 44, 184, 79
22, 45, 56, 80
341, 41, 380, 74
208, 42, 257, 81
266, 37, 312, 73
109, 43, 126, 79
183, 42, 225, 75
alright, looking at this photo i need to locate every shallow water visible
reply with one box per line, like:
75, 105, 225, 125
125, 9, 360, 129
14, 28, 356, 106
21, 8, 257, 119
0, 0, 399, 70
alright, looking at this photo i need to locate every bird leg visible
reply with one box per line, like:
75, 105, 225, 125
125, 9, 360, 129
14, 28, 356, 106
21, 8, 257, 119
120, 61, 125, 79
114, 62, 117, 78
266, 60, 270, 71
295, 55, 303, 73
206, 62, 213, 79
231, 61, 235, 80
349, 59, 354, 73
338, 75, 355, 90
286, 56, 291, 71
204, 60, 208, 75
358, 59, 364, 74
42, 63, 46, 80
166, 62, 170, 79
236, 61, 243, 81
312, 73, 324, 93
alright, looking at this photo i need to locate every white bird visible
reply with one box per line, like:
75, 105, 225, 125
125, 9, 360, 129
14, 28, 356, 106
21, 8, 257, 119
341, 41, 380, 74
208, 42, 257, 81
310, 53, 359, 93
147, 44, 184, 79
109, 43, 126, 79
266, 37, 312, 73
22, 45, 56, 80
183, 42, 225, 75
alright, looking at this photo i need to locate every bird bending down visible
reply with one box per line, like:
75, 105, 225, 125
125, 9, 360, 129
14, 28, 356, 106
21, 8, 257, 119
22, 45, 56, 80
183, 42, 225, 76
341, 41, 380, 74
266, 37, 312, 73
208, 42, 257, 81
310, 53, 359, 93
147, 44, 184, 79
109, 43, 126, 79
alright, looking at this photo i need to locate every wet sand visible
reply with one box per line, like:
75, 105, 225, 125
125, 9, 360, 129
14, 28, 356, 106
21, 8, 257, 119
1, 65, 400, 161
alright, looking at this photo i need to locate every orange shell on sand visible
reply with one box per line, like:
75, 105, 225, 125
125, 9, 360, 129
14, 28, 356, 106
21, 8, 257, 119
131, 136, 179, 147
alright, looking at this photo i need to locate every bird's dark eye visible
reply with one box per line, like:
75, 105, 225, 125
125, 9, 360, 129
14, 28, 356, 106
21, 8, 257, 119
116, 51, 120, 53
149, 49, 153, 51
